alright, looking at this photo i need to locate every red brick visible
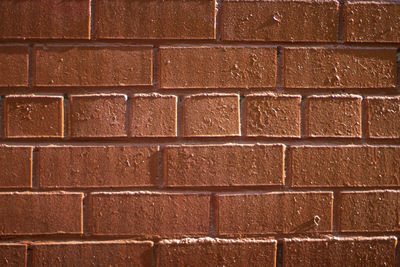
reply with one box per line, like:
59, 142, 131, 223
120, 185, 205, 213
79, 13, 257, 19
32, 241, 153, 267
222, 0, 338, 42
0, 146, 32, 188
305, 95, 362, 137
283, 236, 397, 267
130, 94, 177, 137
0, 46, 28, 86
38, 146, 158, 188
0, 0, 89, 39
96, 0, 215, 39
282, 48, 397, 88
4, 96, 64, 138
164, 145, 284, 187
160, 46, 277, 88
367, 96, 400, 139
344, 1, 400, 43
0, 192, 82, 235
340, 190, 400, 232
34, 46, 152, 86
88, 192, 210, 237
290, 146, 400, 187
245, 93, 301, 137
0, 244, 27, 267
69, 94, 127, 138
216, 192, 333, 235
157, 238, 276, 267
182, 94, 240, 137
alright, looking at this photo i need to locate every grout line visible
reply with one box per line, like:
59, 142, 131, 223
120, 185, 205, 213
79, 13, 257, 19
153, 46, 159, 89
284, 146, 291, 188
152, 242, 158, 267
31, 147, 38, 190
361, 97, 368, 139
28, 44, 33, 88
240, 95, 245, 136
177, 96, 183, 137
395, 237, 400, 267
63, 94, 69, 140
276, 241, 283, 267
90, 0, 96, 40
26, 245, 32, 267
332, 189, 340, 233
82, 193, 89, 237
300, 96, 307, 138
211, 193, 218, 237
0, 96, 4, 139
215, 0, 223, 42
126, 96, 132, 137
158, 146, 164, 188
276, 46, 283, 92
338, 0, 345, 43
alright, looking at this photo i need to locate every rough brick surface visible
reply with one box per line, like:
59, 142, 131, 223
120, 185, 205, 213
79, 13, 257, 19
157, 238, 277, 267
34, 46, 152, 86
4, 96, 64, 138
344, 1, 400, 43
130, 94, 177, 137
367, 96, 400, 139
305, 95, 362, 137
69, 94, 127, 138
0, 146, 32, 188
0, 46, 28, 87
283, 237, 397, 267
0, 244, 27, 267
222, 0, 339, 42
88, 192, 210, 237
217, 192, 333, 235
32, 241, 153, 267
160, 47, 277, 88
182, 94, 240, 136
0, 192, 83, 235
96, 0, 216, 39
282, 48, 397, 88
164, 144, 284, 187
245, 94, 301, 137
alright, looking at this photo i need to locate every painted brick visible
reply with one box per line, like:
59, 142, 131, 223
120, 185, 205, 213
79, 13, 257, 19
0, 0, 90, 39
0, 46, 28, 86
37, 146, 158, 188
283, 236, 397, 267
160, 46, 277, 88
96, 0, 215, 39
157, 238, 276, 267
0, 244, 27, 267
0, 146, 32, 189
164, 144, 285, 187
216, 192, 333, 235
182, 94, 240, 137
222, 0, 339, 42
344, 1, 400, 43
130, 94, 177, 137
305, 95, 362, 137
4, 96, 64, 138
88, 192, 210, 237
34, 46, 152, 86
367, 96, 400, 139
290, 146, 400, 187
32, 241, 153, 267
282, 48, 397, 88
245, 94, 301, 137
0, 192, 83, 235
69, 94, 127, 138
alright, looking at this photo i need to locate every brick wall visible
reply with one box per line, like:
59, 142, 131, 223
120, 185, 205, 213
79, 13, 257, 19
0, 0, 399, 266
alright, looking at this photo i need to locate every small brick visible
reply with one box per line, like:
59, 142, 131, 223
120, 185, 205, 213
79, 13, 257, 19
290, 146, 400, 187
32, 241, 153, 267
222, 0, 338, 42
340, 190, 400, 232
96, 0, 215, 39
5, 96, 64, 138
216, 192, 333, 235
37, 146, 158, 188
69, 94, 127, 138
0, 0, 90, 39
130, 94, 177, 137
306, 95, 362, 137
0, 244, 27, 267
344, 1, 400, 43
160, 46, 276, 88
88, 192, 210, 237
34, 46, 152, 86
157, 238, 276, 267
0, 146, 32, 188
245, 94, 301, 137
182, 94, 240, 136
0, 46, 28, 86
283, 236, 397, 267
0, 192, 82, 235
282, 48, 397, 88
164, 145, 284, 187
367, 96, 400, 139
